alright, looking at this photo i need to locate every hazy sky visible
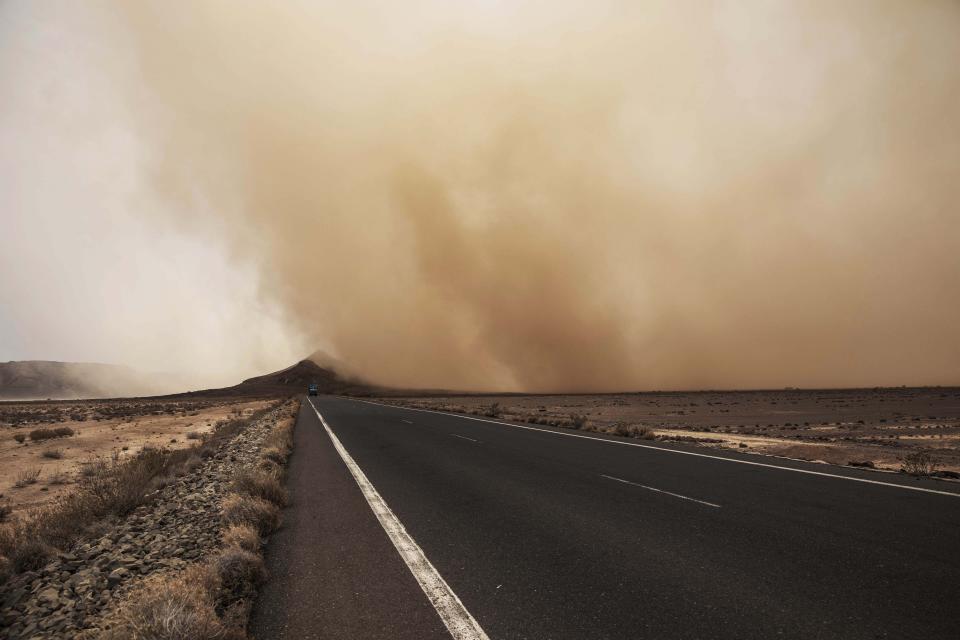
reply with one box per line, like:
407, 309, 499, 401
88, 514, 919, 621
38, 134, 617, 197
1, 1, 958, 392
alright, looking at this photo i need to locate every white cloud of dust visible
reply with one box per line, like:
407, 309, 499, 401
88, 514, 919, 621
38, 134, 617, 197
2, 1, 958, 392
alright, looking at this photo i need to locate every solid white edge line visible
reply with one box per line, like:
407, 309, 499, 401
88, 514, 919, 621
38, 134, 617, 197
349, 398, 960, 498
308, 399, 490, 640
601, 474, 721, 508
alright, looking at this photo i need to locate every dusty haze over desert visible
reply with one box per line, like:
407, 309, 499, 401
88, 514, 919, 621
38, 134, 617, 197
2, 1, 959, 393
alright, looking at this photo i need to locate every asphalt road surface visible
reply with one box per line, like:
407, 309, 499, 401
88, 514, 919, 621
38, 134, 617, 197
250, 396, 960, 639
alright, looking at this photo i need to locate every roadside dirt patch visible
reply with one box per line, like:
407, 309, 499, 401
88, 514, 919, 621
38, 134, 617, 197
0, 399, 273, 514
380, 388, 960, 474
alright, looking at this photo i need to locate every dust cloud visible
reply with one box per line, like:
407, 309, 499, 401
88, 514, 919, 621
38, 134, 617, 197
3, 1, 960, 392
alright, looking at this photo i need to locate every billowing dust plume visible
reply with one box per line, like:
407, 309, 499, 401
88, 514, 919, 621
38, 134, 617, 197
9, 1, 960, 391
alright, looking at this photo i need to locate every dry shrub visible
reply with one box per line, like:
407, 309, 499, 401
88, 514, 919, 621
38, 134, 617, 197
222, 494, 281, 536
42, 449, 64, 459
4, 534, 55, 573
901, 451, 938, 476
214, 547, 267, 598
28, 427, 74, 441
638, 428, 657, 441
13, 434, 25, 443
231, 470, 287, 507
104, 564, 225, 640
257, 457, 281, 474
259, 447, 286, 466
47, 470, 70, 485
0, 446, 201, 575
609, 423, 656, 440
186, 431, 202, 440
14, 468, 40, 488
82, 447, 175, 516
258, 415, 294, 472
569, 413, 587, 429
222, 524, 260, 554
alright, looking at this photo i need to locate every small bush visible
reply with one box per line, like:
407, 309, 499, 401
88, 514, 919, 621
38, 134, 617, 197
257, 457, 281, 474
484, 402, 502, 418
214, 547, 267, 598
104, 564, 224, 640
9, 538, 55, 572
0, 503, 11, 523
13, 434, 25, 444
260, 447, 286, 466
28, 427, 73, 441
47, 471, 70, 485
222, 494, 281, 536
570, 414, 587, 429
901, 451, 938, 476
231, 470, 287, 507
42, 449, 64, 460
222, 523, 260, 553
186, 431, 202, 440
609, 423, 656, 440
14, 468, 40, 488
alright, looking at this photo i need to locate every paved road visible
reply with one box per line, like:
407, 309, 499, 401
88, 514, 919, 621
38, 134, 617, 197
251, 396, 960, 639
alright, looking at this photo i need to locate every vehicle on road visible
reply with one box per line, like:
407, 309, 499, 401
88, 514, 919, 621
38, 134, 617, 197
308, 383, 318, 396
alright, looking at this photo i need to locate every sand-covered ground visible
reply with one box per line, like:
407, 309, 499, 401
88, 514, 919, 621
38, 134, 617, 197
0, 397, 274, 513
382, 387, 960, 475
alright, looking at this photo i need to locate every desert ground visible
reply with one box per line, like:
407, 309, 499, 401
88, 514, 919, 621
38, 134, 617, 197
0, 397, 273, 514
380, 387, 960, 476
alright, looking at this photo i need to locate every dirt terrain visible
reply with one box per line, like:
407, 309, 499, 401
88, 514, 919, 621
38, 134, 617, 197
0, 398, 273, 514
381, 387, 960, 475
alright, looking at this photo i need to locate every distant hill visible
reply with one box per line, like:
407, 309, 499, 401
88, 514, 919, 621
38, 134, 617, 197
1, 356, 441, 402
185, 358, 383, 397
0, 361, 176, 400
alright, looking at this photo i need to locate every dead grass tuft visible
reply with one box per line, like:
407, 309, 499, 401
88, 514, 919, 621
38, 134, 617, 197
47, 470, 70, 485
901, 450, 939, 476
28, 426, 74, 441
13, 468, 40, 488
609, 423, 656, 440
222, 524, 260, 554
221, 494, 281, 536
230, 470, 287, 507
0, 533, 55, 573
259, 447, 286, 466
104, 564, 225, 640
214, 547, 267, 598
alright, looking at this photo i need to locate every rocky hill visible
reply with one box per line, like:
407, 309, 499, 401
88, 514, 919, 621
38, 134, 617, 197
0, 361, 174, 400
188, 359, 382, 397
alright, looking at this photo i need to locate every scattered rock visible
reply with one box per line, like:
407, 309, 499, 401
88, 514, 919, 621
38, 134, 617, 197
0, 404, 288, 639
